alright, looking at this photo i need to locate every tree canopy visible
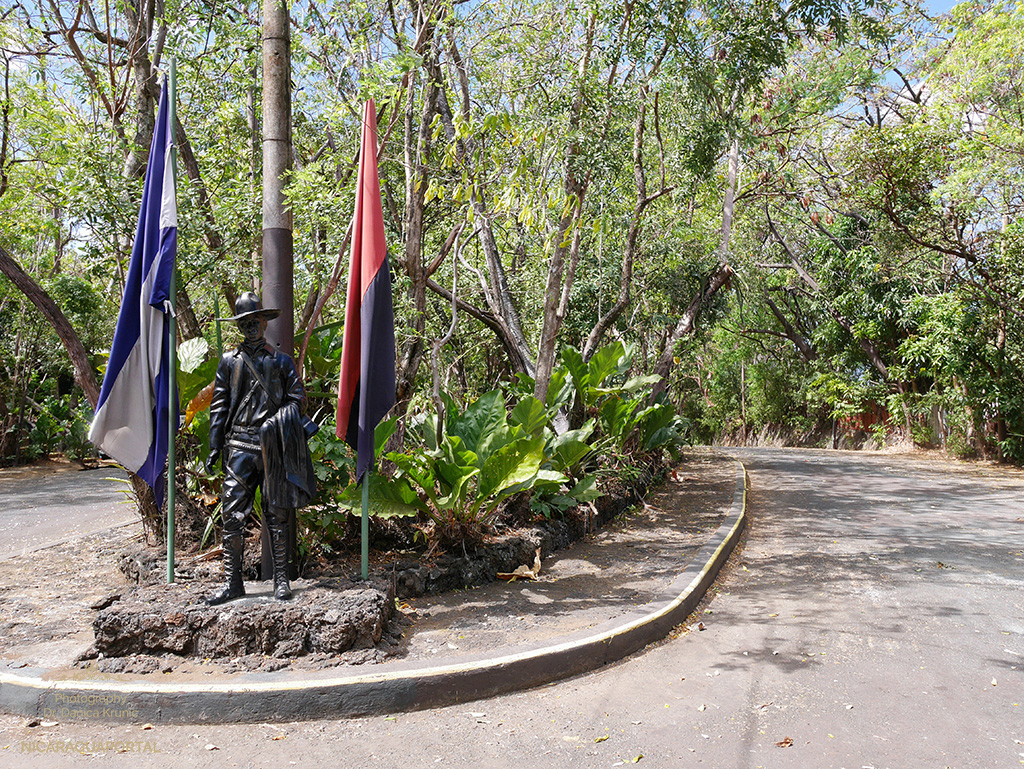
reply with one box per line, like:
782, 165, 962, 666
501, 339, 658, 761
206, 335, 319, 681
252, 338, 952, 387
1, 0, 1021, 483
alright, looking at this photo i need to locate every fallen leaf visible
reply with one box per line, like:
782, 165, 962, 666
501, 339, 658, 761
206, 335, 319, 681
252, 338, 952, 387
697, 622, 706, 631
631, 755, 643, 763
497, 547, 542, 581
271, 735, 286, 741
775, 737, 794, 748
595, 734, 609, 743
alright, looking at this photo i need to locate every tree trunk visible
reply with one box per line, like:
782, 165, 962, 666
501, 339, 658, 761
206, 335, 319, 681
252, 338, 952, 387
763, 293, 817, 362
651, 138, 740, 399
718, 138, 740, 259
584, 89, 657, 359
0, 243, 100, 407
396, 30, 439, 408
651, 261, 735, 399
121, 0, 158, 180
532, 13, 597, 402
262, 0, 294, 356
429, 24, 534, 379
473, 209, 536, 376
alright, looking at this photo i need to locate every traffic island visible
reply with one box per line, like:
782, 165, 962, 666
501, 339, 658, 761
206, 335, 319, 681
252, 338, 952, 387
0, 452, 746, 724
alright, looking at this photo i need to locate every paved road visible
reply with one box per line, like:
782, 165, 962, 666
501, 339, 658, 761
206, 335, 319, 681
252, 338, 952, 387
0, 462, 135, 561
3, 448, 1023, 768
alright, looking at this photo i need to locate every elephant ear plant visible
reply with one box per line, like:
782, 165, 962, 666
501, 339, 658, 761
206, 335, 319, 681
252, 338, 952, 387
332, 341, 688, 551
382, 389, 565, 545
560, 341, 688, 459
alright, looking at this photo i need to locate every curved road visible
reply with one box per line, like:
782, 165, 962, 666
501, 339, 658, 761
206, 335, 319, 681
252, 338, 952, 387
5, 448, 1024, 768
0, 463, 135, 561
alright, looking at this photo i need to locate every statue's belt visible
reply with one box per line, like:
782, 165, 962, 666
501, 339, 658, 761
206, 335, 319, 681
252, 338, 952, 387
226, 435, 262, 453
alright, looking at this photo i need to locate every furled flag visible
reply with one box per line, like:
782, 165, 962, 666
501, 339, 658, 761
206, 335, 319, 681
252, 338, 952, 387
336, 98, 396, 480
89, 77, 178, 506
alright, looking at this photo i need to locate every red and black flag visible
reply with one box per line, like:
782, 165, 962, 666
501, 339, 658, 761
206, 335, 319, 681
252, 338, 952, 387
336, 98, 395, 480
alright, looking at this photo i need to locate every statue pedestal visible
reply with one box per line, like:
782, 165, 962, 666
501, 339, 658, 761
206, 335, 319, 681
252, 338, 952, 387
86, 577, 395, 663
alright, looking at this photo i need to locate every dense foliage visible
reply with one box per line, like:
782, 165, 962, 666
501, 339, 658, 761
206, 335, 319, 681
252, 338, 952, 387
1, 1, 1022, 551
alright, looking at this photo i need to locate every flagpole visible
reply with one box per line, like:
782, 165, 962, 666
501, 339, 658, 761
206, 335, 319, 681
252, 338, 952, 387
166, 57, 178, 584
361, 470, 370, 580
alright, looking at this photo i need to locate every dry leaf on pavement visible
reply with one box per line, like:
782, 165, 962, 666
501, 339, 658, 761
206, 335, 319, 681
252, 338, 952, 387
497, 547, 542, 581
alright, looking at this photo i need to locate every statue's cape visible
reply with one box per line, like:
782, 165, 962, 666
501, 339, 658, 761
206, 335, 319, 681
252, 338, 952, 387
260, 402, 317, 509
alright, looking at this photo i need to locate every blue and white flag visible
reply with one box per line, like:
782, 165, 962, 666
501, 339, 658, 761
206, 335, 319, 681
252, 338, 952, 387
89, 77, 178, 505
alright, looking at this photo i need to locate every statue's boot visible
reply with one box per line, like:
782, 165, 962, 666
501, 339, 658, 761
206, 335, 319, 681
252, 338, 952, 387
206, 530, 245, 605
270, 520, 292, 601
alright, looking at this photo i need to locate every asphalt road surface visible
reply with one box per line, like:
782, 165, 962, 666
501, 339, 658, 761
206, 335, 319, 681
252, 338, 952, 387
0, 462, 135, 561
3, 447, 1022, 769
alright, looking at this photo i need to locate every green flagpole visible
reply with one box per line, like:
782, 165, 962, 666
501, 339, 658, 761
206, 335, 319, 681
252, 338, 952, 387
361, 470, 370, 580
214, 296, 222, 356
166, 57, 178, 585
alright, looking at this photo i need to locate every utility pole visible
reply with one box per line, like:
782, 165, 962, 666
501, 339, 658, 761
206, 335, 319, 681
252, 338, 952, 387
262, 0, 293, 356
262, 0, 296, 579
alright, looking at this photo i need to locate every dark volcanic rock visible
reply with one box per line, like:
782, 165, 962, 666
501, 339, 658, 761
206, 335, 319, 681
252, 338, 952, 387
89, 578, 395, 660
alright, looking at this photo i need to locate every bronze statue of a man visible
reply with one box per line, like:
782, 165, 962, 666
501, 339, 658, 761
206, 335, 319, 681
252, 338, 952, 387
205, 293, 316, 605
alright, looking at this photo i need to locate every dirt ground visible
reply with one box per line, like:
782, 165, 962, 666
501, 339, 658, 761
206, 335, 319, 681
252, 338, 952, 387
0, 450, 739, 678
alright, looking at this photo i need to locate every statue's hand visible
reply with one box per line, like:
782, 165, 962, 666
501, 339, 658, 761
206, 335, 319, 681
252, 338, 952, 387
204, 451, 220, 475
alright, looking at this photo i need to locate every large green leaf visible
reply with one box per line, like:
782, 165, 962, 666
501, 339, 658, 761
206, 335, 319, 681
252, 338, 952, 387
509, 396, 549, 437
561, 346, 589, 404
388, 452, 439, 509
600, 395, 642, 443
178, 358, 218, 406
375, 415, 399, 455
477, 437, 546, 500
506, 468, 568, 500
337, 473, 425, 518
548, 438, 593, 472
640, 403, 685, 450
433, 463, 479, 510
546, 367, 574, 411
587, 340, 627, 389
557, 419, 596, 445
618, 373, 662, 394
448, 389, 509, 459
567, 474, 601, 503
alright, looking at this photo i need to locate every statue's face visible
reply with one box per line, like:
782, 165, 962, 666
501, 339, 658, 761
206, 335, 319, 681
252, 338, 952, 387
238, 316, 265, 343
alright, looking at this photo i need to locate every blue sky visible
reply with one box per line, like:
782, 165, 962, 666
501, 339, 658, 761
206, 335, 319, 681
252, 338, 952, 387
926, 0, 965, 13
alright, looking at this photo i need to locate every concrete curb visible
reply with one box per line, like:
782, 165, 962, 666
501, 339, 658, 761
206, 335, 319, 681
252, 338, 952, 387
0, 458, 747, 724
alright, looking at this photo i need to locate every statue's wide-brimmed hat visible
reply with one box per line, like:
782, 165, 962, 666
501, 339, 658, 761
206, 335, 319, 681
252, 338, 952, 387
221, 292, 280, 322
